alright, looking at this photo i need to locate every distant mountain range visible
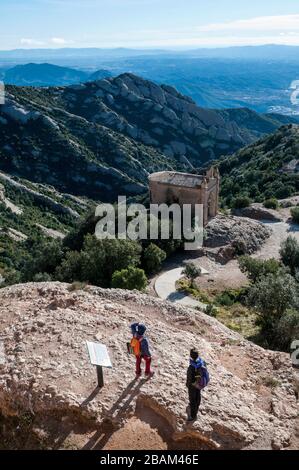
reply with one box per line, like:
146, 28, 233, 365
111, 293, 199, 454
1, 46, 299, 114
1, 63, 112, 87
1, 45, 299, 63
0, 73, 298, 203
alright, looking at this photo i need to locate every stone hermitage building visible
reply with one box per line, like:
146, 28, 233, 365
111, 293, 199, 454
149, 167, 220, 226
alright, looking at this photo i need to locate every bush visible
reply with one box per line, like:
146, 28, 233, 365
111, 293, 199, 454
232, 196, 252, 210
143, 243, 166, 274
183, 262, 202, 287
215, 288, 247, 306
56, 250, 84, 283
264, 198, 279, 210
68, 282, 87, 292
111, 266, 147, 291
275, 309, 299, 351
280, 236, 299, 276
291, 207, 299, 224
22, 240, 64, 281
239, 256, 281, 283
216, 292, 235, 307
205, 304, 217, 317
56, 235, 142, 287
32, 272, 52, 282
246, 272, 298, 346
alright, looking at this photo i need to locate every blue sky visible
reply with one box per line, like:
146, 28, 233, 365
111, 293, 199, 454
1, 0, 299, 50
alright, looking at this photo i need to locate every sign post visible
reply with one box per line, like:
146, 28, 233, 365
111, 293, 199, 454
86, 341, 112, 388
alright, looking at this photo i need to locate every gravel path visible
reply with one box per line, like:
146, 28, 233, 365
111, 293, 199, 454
154, 267, 209, 309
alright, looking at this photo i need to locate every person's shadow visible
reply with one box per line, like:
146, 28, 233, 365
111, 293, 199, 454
81, 376, 150, 450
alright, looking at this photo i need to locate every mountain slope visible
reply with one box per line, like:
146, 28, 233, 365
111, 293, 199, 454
3, 63, 113, 87
0, 169, 95, 282
218, 124, 299, 205
3, 63, 89, 87
0, 83, 178, 200
0, 74, 296, 203
55, 73, 288, 163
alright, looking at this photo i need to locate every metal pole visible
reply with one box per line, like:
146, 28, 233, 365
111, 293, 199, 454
96, 365, 104, 388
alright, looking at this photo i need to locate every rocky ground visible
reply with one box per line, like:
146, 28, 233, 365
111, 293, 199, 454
0, 282, 298, 450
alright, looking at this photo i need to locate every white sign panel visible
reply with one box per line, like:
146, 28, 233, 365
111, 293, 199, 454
0, 341, 5, 365
86, 341, 112, 368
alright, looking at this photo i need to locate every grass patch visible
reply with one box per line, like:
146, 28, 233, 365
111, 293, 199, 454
259, 375, 280, 389
68, 281, 88, 292
177, 278, 212, 303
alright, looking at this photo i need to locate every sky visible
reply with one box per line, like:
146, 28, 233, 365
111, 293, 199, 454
1, 0, 299, 50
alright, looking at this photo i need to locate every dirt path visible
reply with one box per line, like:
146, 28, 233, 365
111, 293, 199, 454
154, 267, 208, 308
253, 220, 299, 260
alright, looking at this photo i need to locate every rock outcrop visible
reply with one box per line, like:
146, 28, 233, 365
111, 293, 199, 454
0, 76, 291, 202
204, 215, 272, 256
233, 204, 283, 222
0, 282, 297, 450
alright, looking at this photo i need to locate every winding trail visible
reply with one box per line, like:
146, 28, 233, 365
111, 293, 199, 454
154, 267, 209, 309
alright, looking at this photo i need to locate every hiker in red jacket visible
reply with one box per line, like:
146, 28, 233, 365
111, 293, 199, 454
130, 323, 153, 377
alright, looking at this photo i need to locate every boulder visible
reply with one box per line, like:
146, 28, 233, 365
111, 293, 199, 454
205, 215, 272, 254
233, 204, 283, 222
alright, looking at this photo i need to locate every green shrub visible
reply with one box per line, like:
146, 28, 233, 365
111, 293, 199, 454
56, 235, 142, 287
291, 207, 299, 224
56, 250, 84, 283
275, 309, 299, 351
182, 262, 202, 287
68, 282, 87, 292
205, 304, 217, 317
280, 236, 299, 276
263, 198, 279, 210
246, 272, 298, 347
143, 243, 166, 274
215, 288, 248, 307
111, 266, 148, 291
216, 292, 234, 307
239, 256, 281, 283
32, 272, 52, 282
22, 240, 64, 281
232, 196, 252, 210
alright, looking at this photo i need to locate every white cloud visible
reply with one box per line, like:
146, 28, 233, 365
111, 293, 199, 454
20, 38, 45, 46
198, 15, 299, 33
50, 37, 72, 45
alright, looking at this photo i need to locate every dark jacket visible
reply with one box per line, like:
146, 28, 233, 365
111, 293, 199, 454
139, 336, 151, 357
186, 364, 196, 388
186, 358, 205, 388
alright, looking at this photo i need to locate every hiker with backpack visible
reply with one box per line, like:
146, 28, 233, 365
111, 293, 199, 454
129, 323, 153, 378
186, 348, 210, 422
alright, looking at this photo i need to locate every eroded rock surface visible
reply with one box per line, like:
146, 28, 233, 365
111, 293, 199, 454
233, 204, 283, 222
205, 214, 272, 255
0, 282, 297, 450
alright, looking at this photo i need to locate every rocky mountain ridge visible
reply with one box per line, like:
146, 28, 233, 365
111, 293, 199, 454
0, 74, 295, 202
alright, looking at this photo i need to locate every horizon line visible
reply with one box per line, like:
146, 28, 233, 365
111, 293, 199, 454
1, 43, 299, 53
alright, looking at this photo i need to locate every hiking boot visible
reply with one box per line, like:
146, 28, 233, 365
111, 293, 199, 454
187, 416, 196, 423
145, 371, 154, 378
